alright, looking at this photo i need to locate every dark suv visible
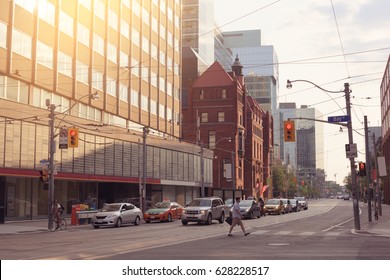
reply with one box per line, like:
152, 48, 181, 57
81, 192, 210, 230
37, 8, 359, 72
181, 197, 225, 225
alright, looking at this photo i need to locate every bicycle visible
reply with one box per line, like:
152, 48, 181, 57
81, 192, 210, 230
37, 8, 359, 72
49, 214, 67, 231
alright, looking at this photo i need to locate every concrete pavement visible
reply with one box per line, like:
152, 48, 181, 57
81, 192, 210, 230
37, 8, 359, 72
1, 201, 389, 236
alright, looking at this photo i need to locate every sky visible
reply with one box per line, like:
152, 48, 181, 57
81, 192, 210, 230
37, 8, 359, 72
214, 0, 390, 185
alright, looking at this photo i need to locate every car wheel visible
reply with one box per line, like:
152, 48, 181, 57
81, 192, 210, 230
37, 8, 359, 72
115, 217, 122, 228
182, 220, 188, 225
145, 220, 151, 223
93, 225, 99, 229
167, 213, 172, 222
134, 216, 140, 226
206, 214, 212, 225
218, 212, 224, 224
250, 212, 253, 219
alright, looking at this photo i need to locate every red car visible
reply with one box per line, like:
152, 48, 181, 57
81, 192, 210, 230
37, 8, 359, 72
143, 201, 183, 223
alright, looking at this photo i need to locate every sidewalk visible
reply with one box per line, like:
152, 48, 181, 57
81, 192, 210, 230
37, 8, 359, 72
1, 203, 389, 236
0, 218, 91, 234
352, 202, 390, 238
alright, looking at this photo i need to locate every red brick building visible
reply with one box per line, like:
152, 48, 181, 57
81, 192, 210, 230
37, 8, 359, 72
182, 56, 274, 201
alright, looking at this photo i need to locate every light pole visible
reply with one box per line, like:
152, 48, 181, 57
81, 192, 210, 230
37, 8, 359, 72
287, 79, 360, 230
46, 92, 99, 230
141, 126, 149, 212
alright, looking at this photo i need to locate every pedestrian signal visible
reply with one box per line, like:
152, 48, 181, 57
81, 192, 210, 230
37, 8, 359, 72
358, 162, 366, 177
68, 128, 79, 148
283, 120, 295, 142
39, 170, 48, 182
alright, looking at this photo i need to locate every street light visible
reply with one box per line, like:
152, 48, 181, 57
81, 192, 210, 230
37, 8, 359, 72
286, 79, 360, 230
46, 92, 99, 230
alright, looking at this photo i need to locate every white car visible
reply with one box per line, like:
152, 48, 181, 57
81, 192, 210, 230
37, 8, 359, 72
91, 203, 142, 228
294, 196, 308, 210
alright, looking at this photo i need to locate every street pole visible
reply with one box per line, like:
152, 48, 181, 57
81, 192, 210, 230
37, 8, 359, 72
48, 102, 56, 230
200, 143, 205, 197
142, 127, 149, 213
364, 116, 372, 222
345, 83, 361, 230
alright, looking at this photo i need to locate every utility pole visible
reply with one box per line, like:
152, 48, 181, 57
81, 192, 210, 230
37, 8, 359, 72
345, 83, 361, 230
364, 116, 372, 221
47, 101, 56, 230
141, 126, 149, 213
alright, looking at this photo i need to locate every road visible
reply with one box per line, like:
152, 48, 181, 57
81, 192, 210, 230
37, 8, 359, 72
1, 199, 390, 260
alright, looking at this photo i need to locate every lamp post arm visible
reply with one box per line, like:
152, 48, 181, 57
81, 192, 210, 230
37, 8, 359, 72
287, 79, 345, 94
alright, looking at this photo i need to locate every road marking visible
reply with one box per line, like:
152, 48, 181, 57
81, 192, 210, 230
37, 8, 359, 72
298, 231, 316, 236
251, 230, 270, 235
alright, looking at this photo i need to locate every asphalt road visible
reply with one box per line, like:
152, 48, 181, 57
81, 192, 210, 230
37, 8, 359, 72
1, 199, 389, 260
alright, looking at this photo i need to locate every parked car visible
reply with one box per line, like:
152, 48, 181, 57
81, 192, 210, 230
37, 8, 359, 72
263, 199, 285, 215
290, 198, 302, 212
343, 194, 350, 200
143, 201, 183, 223
181, 197, 225, 225
294, 196, 308, 210
91, 203, 142, 228
224, 198, 234, 207
229, 199, 261, 219
280, 198, 292, 213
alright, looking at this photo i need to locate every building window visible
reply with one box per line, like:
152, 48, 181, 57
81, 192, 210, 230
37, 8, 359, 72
218, 112, 225, 122
132, 28, 140, 46
107, 42, 117, 63
38, 0, 55, 25
151, 99, 157, 115
59, 11, 73, 37
141, 95, 148, 111
119, 83, 128, 102
78, 23, 90, 47
57, 51, 72, 77
108, 9, 118, 30
92, 70, 103, 91
121, 19, 129, 38
94, 0, 105, 20
200, 90, 204, 99
222, 89, 227, 98
0, 21, 7, 49
93, 33, 104, 55
106, 77, 116, 97
131, 89, 139, 107
209, 131, 216, 149
36, 41, 53, 68
15, 0, 35, 13
159, 104, 165, 119
76, 60, 89, 84
12, 28, 31, 59
201, 112, 208, 123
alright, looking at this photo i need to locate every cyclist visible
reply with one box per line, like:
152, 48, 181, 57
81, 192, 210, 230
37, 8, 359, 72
51, 200, 62, 229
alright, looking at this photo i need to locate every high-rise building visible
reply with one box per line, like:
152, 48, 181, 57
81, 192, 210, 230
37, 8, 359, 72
380, 54, 390, 205
0, 0, 214, 222
221, 30, 280, 157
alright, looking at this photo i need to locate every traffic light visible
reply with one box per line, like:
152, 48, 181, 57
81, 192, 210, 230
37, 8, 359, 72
358, 162, 366, 177
68, 128, 79, 148
283, 120, 295, 142
39, 170, 48, 182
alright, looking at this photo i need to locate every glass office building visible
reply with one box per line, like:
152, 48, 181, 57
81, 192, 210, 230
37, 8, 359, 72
0, 0, 213, 221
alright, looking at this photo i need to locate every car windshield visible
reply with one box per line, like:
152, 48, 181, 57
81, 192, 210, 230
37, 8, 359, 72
188, 199, 211, 207
155, 202, 171, 209
240, 200, 253, 207
266, 199, 280, 205
294, 197, 305, 201
281, 199, 288, 204
101, 204, 121, 212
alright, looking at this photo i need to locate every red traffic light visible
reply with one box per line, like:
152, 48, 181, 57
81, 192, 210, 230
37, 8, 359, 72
286, 123, 292, 130
69, 130, 76, 137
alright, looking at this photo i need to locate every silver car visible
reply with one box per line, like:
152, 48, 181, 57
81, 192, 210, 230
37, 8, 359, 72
91, 203, 142, 228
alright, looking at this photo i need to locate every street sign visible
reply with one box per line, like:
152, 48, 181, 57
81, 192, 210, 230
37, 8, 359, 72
345, 143, 357, 158
328, 115, 351, 123
59, 128, 68, 149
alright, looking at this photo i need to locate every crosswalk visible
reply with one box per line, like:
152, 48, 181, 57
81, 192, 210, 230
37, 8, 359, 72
250, 229, 346, 237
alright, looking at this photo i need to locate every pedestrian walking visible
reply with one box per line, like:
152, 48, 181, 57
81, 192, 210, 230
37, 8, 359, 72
228, 197, 250, 237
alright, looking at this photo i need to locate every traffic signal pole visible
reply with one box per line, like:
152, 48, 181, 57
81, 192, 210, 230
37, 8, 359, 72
48, 103, 56, 230
344, 83, 361, 230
